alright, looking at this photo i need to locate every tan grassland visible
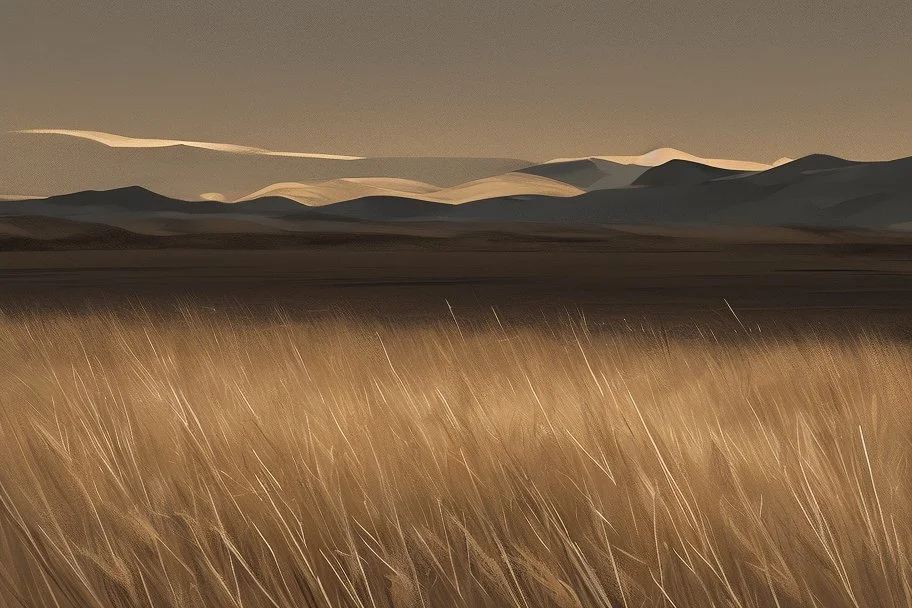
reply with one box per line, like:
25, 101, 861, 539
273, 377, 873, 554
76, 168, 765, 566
1, 308, 910, 607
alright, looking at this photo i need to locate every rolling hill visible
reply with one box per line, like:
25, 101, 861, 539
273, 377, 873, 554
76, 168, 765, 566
631, 160, 747, 187
236, 173, 582, 206
517, 158, 648, 190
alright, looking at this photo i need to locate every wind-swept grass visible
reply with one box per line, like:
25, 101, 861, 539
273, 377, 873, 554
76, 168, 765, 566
0, 307, 910, 607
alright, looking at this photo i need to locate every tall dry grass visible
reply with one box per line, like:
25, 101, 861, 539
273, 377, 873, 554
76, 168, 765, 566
0, 306, 910, 607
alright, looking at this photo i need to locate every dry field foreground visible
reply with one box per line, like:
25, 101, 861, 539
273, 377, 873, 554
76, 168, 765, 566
1, 309, 911, 607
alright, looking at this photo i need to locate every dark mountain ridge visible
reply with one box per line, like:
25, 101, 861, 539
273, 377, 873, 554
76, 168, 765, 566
2, 154, 911, 234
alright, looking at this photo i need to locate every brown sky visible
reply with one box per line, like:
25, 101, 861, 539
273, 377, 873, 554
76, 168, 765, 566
2, 0, 910, 162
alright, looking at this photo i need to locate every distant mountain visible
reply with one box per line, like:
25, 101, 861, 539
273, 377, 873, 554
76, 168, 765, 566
314, 154, 912, 230
741, 154, 862, 186
0, 186, 319, 221
442, 156, 912, 229
711, 156, 912, 227
544, 147, 781, 172
3, 138, 912, 238
30, 186, 205, 212
522, 149, 789, 191
517, 158, 647, 190
632, 160, 747, 187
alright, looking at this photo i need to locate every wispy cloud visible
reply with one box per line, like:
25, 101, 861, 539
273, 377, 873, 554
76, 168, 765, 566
16, 129, 365, 161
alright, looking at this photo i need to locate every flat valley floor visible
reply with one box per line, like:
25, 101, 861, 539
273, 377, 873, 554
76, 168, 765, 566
3, 227, 912, 337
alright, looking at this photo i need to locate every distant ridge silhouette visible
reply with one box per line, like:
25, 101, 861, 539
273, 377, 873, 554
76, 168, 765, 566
632, 160, 746, 187
544, 147, 778, 171
518, 158, 647, 190
4, 137, 912, 234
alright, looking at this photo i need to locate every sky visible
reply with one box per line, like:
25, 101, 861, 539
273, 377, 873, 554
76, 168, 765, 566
2, 0, 910, 162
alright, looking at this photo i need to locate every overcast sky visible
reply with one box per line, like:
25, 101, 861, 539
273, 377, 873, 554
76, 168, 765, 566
2, 0, 910, 161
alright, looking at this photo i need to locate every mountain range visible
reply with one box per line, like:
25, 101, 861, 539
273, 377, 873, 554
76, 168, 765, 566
2, 129, 911, 242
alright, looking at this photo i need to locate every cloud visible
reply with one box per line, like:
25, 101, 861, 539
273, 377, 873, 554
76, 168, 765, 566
16, 129, 364, 161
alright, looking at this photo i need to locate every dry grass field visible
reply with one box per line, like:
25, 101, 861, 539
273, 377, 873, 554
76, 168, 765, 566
1, 306, 911, 607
